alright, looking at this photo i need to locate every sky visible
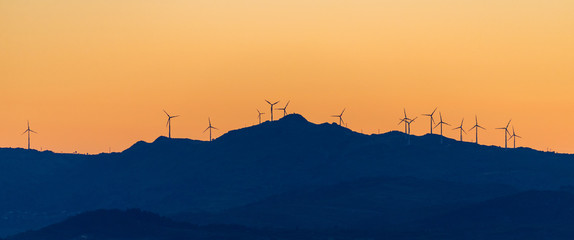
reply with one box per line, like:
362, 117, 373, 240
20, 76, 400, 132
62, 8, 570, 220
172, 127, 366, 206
1, 0, 573, 154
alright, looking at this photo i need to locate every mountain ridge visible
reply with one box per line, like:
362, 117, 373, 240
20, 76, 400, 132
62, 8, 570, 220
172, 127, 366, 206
1, 113, 573, 237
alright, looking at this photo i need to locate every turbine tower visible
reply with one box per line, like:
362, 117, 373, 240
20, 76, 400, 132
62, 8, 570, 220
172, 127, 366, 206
496, 119, 512, 148
163, 110, 179, 138
203, 117, 218, 141
21, 120, 38, 150
331, 108, 346, 126
398, 108, 411, 134
276, 100, 290, 117
468, 115, 486, 144
453, 118, 466, 142
434, 112, 450, 143
265, 100, 280, 121
422, 107, 437, 134
406, 117, 417, 135
256, 109, 265, 124
508, 126, 522, 148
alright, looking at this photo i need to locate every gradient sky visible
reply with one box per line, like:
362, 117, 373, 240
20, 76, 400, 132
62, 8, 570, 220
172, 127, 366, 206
1, 0, 573, 154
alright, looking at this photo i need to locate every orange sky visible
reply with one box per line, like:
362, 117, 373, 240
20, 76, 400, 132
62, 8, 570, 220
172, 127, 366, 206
1, 0, 573, 154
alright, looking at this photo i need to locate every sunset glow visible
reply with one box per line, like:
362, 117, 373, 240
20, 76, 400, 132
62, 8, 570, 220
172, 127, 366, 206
1, 0, 573, 153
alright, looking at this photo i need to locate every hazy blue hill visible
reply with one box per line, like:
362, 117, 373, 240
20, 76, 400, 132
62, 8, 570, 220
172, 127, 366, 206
391, 190, 574, 240
3, 208, 312, 240
1, 114, 574, 236
4, 209, 331, 240
173, 176, 518, 229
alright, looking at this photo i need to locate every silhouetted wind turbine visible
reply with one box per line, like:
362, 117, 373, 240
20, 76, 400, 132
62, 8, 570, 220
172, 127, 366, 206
406, 117, 417, 135
163, 110, 179, 138
434, 112, 450, 143
422, 107, 437, 134
496, 119, 512, 148
203, 117, 218, 141
276, 100, 290, 117
265, 100, 280, 121
508, 126, 522, 148
468, 115, 486, 144
256, 109, 265, 124
452, 118, 466, 141
22, 121, 37, 150
398, 108, 411, 134
331, 108, 346, 126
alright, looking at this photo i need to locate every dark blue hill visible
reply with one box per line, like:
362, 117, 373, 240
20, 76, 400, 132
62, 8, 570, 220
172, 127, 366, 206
391, 190, 574, 239
1, 114, 573, 236
4, 209, 331, 240
173, 176, 518, 229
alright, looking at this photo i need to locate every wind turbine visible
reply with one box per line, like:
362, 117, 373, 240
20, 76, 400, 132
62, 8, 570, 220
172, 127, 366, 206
496, 119, 512, 148
434, 112, 450, 143
265, 100, 280, 121
422, 107, 437, 134
163, 110, 179, 138
508, 126, 522, 148
22, 120, 38, 150
331, 108, 346, 126
468, 115, 486, 144
406, 117, 417, 135
452, 118, 466, 142
203, 117, 218, 141
276, 100, 290, 117
398, 108, 411, 134
256, 109, 265, 124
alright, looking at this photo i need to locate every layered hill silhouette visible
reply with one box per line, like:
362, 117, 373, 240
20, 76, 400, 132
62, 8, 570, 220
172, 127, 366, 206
1, 114, 574, 237
8, 190, 574, 240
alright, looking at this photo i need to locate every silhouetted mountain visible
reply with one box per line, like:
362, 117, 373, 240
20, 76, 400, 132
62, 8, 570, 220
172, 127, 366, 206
9, 190, 574, 240
173, 176, 518, 229
4, 209, 337, 240
393, 190, 574, 239
1, 114, 574, 236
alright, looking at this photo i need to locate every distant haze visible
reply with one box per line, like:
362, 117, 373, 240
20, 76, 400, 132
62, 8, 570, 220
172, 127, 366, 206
1, 0, 573, 153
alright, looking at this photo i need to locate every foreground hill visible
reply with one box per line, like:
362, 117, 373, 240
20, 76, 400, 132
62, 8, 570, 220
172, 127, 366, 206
9, 190, 574, 240
1, 114, 573, 236
4, 209, 331, 240
173, 176, 518, 229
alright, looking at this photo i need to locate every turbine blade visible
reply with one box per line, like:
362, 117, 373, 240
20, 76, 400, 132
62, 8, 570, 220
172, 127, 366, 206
172, 115, 180, 118
22, 129, 29, 135
431, 107, 437, 115
31, 130, 38, 134
285, 100, 290, 107
478, 125, 486, 130
163, 110, 170, 117
265, 100, 271, 104
506, 119, 512, 128
341, 108, 346, 115
469, 125, 476, 131
273, 101, 280, 105
203, 127, 210, 133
